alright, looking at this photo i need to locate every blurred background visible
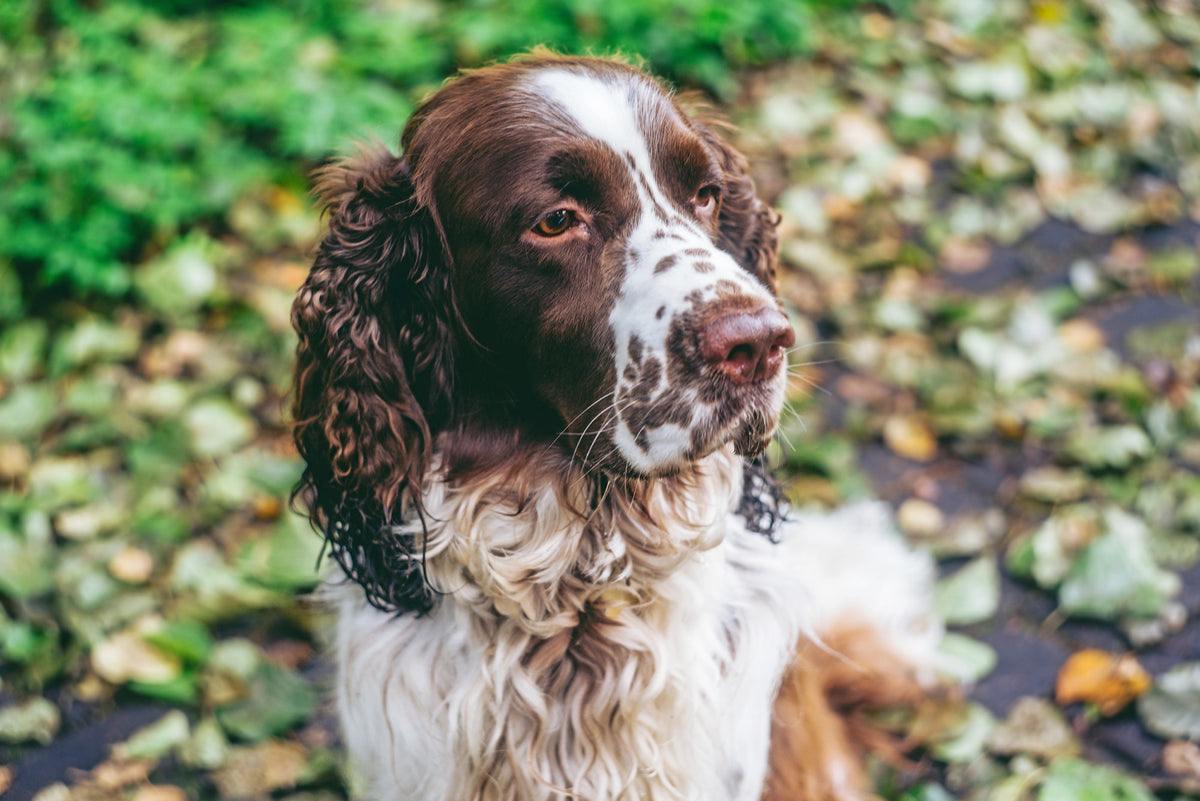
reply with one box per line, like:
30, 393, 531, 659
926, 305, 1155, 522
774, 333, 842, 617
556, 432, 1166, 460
1, 0, 1198, 799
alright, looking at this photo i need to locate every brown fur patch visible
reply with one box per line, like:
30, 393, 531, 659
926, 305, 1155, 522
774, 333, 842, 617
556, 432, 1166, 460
763, 623, 933, 801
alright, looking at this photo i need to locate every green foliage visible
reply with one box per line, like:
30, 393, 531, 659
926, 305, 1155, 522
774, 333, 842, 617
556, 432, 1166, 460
1, 0, 846, 300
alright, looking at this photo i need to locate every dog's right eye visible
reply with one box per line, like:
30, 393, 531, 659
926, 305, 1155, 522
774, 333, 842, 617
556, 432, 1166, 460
533, 209, 575, 237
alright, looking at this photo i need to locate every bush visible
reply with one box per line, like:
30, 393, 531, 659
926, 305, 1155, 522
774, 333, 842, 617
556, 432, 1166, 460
0, 0, 865, 302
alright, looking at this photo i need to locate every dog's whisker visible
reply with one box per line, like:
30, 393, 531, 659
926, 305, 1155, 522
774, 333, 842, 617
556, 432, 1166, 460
784, 339, 844, 354
552, 391, 617, 445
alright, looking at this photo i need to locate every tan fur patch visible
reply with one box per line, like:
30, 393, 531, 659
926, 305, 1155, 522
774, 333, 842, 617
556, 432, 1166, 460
763, 622, 934, 801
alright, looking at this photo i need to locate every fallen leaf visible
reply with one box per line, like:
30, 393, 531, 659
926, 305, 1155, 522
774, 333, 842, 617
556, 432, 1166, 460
1055, 649, 1150, 715
1037, 756, 1156, 801
109, 546, 155, 584
132, 785, 189, 801
89, 758, 154, 791
0, 696, 61, 744
898, 498, 945, 539
940, 238, 991, 273
1058, 508, 1180, 620
931, 701, 997, 764
92, 629, 182, 685
1162, 741, 1200, 792
1065, 424, 1153, 469
1139, 662, 1200, 741
115, 710, 190, 760
31, 783, 69, 801
988, 696, 1079, 758
211, 740, 308, 798
178, 715, 231, 770
937, 632, 998, 684
884, 414, 938, 461
933, 555, 1001, 626
216, 660, 317, 742
1018, 466, 1089, 503
1057, 318, 1105, 353
184, 399, 255, 458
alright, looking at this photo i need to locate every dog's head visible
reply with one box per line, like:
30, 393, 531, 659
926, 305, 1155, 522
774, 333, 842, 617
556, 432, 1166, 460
293, 55, 791, 610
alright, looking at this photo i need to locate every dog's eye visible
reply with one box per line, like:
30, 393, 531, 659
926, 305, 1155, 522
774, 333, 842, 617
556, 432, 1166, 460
533, 209, 576, 237
695, 186, 720, 213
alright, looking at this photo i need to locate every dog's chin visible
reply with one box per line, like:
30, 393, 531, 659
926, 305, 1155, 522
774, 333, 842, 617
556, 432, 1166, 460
594, 412, 781, 481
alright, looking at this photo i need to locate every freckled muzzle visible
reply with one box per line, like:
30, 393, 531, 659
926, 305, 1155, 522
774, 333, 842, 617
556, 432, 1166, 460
608, 260, 793, 475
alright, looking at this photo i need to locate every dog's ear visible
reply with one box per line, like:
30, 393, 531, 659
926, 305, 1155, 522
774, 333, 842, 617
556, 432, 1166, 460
695, 119, 781, 289
292, 143, 454, 613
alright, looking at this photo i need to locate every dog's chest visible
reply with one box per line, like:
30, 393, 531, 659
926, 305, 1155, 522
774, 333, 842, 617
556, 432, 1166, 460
332, 520, 801, 801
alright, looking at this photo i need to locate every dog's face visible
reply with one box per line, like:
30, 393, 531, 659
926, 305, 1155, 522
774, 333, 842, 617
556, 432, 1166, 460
293, 55, 791, 608
403, 58, 792, 477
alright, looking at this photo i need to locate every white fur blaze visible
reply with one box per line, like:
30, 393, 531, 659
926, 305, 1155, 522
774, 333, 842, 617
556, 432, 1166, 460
534, 68, 778, 474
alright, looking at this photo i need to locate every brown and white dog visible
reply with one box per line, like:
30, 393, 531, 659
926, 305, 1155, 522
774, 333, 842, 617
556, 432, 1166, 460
292, 54, 943, 801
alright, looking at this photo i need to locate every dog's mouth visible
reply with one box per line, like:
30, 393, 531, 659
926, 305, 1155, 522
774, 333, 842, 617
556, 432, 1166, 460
559, 365, 786, 480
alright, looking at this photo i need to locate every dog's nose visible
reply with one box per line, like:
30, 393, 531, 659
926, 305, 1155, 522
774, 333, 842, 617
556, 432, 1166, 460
700, 308, 795, 384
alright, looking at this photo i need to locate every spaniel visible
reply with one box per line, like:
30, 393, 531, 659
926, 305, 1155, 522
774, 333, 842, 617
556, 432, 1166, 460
292, 54, 944, 801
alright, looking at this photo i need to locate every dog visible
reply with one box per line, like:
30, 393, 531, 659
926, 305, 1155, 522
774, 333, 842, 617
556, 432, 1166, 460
292, 53, 943, 801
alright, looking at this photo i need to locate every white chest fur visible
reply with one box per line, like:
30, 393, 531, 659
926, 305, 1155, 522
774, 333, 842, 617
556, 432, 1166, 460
326, 450, 942, 801
328, 452, 806, 801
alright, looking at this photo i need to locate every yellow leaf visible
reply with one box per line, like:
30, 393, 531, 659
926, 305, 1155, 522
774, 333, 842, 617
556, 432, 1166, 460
884, 415, 938, 462
1055, 649, 1150, 716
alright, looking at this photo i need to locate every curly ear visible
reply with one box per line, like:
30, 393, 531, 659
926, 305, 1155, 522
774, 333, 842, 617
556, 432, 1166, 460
292, 143, 454, 613
696, 119, 781, 289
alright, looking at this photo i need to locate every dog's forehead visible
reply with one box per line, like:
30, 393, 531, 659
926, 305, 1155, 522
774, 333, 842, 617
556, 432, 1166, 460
528, 68, 682, 157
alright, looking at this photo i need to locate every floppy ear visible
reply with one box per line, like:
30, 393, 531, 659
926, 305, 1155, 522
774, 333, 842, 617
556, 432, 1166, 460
696, 119, 781, 289
292, 143, 455, 613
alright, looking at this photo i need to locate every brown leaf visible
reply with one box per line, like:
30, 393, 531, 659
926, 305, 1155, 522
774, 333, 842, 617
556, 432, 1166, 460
1055, 649, 1151, 716
90, 758, 154, 791
132, 785, 188, 801
211, 741, 307, 798
1058, 319, 1105, 353
1163, 741, 1200, 793
940, 238, 991, 274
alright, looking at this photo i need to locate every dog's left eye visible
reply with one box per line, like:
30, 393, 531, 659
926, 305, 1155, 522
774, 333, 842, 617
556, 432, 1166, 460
533, 209, 576, 237
694, 186, 720, 213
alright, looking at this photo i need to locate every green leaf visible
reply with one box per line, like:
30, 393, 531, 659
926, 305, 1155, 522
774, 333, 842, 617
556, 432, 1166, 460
127, 670, 200, 705
938, 633, 998, 684
1065, 425, 1153, 470
0, 696, 61, 744
216, 661, 317, 742
932, 702, 997, 764
0, 319, 48, 381
238, 512, 324, 591
116, 709, 190, 760
1138, 662, 1200, 741
0, 512, 55, 600
47, 317, 141, 377
1037, 756, 1155, 801
0, 383, 58, 440
183, 399, 255, 458
143, 620, 214, 666
1058, 508, 1180, 620
933, 555, 1000, 626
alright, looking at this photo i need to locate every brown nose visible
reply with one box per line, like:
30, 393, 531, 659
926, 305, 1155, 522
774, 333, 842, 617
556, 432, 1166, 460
700, 307, 795, 384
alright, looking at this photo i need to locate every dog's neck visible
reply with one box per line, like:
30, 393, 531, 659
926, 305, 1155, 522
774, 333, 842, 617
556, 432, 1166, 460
401, 442, 768, 800
414, 441, 739, 632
